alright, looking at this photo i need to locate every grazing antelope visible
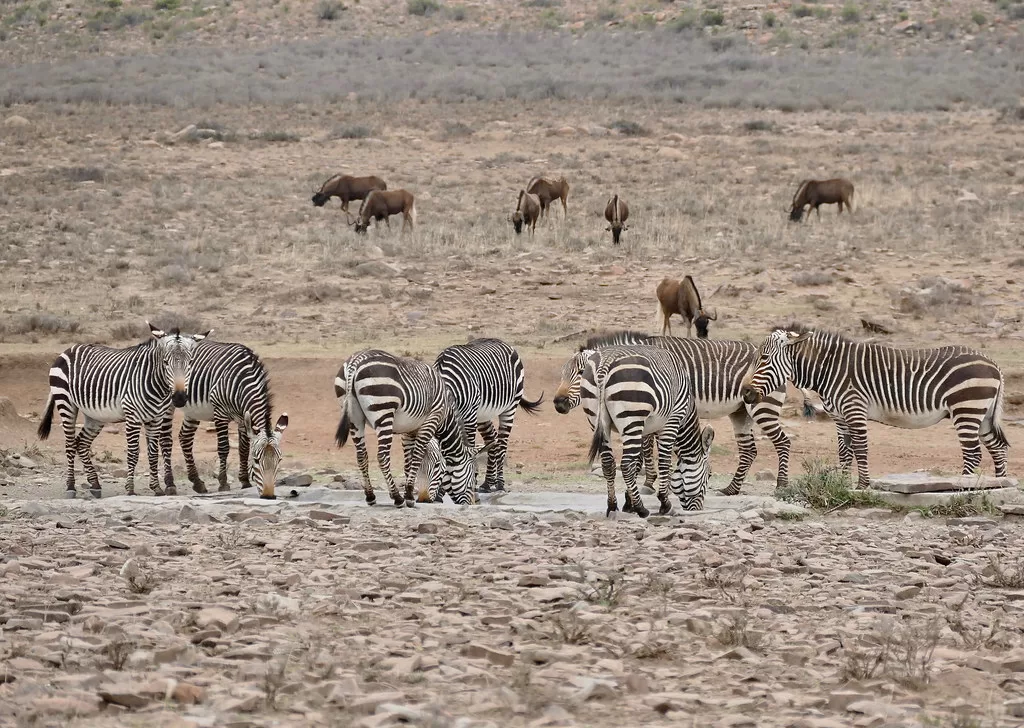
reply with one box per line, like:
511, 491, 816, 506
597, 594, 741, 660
526, 176, 570, 219
311, 174, 387, 222
656, 276, 716, 338
510, 190, 541, 236
604, 194, 630, 245
789, 178, 855, 222
352, 189, 416, 234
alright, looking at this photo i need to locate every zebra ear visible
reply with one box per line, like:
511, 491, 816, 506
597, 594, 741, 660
274, 414, 289, 437
784, 331, 812, 346
147, 321, 165, 339
193, 329, 213, 341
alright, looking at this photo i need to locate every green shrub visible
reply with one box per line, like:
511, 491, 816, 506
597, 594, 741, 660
762, 10, 776, 26
776, 459, 891, 511
316, 0, 346, 19
792, 4, 813, 17
669, 8, 699, 30
971, 10, 986, 25
407, 0, 440, 16
154, 0, 179, 11
609, 119, 647, 136
841, 3, 860, 22
701, 8, 724, 25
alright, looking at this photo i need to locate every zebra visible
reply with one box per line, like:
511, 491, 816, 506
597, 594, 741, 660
741, 325, 1010, 489
37, 323, 207, 499
554, 330, 793, 497
334, 349, 490, 507
177, 339, 288, 500
586, 345, 715, 517
433, 338, 543, 495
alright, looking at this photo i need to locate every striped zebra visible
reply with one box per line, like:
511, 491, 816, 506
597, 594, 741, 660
334, 349, 490, 507
741, 326, 1010, 488
433, 338, 543, 494
37, 323, 207, 499
178, 339, 288, 500
586, 345, 715, 517
554, 330, 793, 496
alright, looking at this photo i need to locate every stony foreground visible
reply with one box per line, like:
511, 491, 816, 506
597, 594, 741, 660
2, 493, 1024, 728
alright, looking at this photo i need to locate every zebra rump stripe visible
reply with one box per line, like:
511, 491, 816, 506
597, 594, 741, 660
334, 349, 487, 508
586, 344, 715, 517
430, 338, 543, 499
742, 325, 1009, 488
178, 339, 287, 500
37, 324, 206, 499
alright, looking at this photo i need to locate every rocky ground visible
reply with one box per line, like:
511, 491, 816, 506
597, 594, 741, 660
2, 491, 1024, 727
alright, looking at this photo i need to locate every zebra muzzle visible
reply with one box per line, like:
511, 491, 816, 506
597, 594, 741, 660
172, 391, 188, 408
741, 385, 761, 405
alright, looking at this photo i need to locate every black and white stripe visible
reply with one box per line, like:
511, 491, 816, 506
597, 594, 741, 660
178, 339, 288, 500
432, 338, 543, 497
742, 326, 1010, 488
554, 330, 793, 497
334, 349, 487, 507
585, 345, 716, 517
37, 323, 206, 498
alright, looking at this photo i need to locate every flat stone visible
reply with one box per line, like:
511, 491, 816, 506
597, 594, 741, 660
98, 684, 152, 709
195, 607, 239, 634
461, 643, 515, 667
871, 472, 1018, 494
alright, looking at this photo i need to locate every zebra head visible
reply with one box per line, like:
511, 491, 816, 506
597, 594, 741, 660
148, 322, 209, 408
417, 438, 445, 504
438, 439, 495, 506
670, 425, 716, 510
246, 413, 288, 500
553, 348, 598, 414
742, 329, 812, 405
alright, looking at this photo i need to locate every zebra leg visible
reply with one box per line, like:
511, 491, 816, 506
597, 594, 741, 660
59, 403, 80, 497
641, 434, 657, 494
145, 421, 168, 495
351, 426, 375, 506
601, 440, 623, 515
655, 428, 676, 516
951, 414, 984, 477
477, 421, 500, 491
372, 424, 405, 508
828, 406, 854, 471
208, 418, 230, 491
180, 417, 207, 492
490, 409, 515, 492
981, 427, 1009, 477
237, 425, 252, 489
842, 409, 872, 489
75, 418, 105, 498
620, 426, 649, 519
722, 409, 756, 496
751, 394, 791, 491
158, 413, 177, 495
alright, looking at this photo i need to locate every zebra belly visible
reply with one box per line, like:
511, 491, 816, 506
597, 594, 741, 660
77, 403, 127, 424
696, 399, 742, 421
392, 409, 427, 434
475, 403, 509, 422
181, 403, 217, 422
866, 404, 946, 429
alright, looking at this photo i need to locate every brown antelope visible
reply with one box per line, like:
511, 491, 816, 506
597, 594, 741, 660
789, 178, 855, 222
312, 174, 387, 222
526, 176, 570, 219
656, 276, 716, 338
509, 190, 541, 236
352, 189, 416, 234
604, 194, 630, 245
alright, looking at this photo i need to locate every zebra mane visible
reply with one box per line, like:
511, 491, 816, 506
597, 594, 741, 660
242, 345, 275, 436
581, 330, 654, 351
773, 321, 851, 343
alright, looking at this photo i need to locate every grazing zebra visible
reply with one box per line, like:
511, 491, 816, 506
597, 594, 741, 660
586, 345, 715, 517
433, 338, 543, 495
37, 323, 207, 499
742, 325, 1010, 488
554, 330, 793, 496
334, 349, 490, 507
178, 339, 288, 500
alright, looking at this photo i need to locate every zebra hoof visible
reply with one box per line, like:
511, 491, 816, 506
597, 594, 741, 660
150, 486, 165, 496
165, 485, 178, 496
392, 497, 406, 508
477, 483, 493, 494
605, 502, 618, 517
192, 482, 208, 494
88, 489, 103, 500
365, 497, 376, 506
218, 484, 231, 493
635, 506, 650, 519
622, 498, 635, 514
718, 487, 740, 497
404, 499, 416, 509
64, 489, 77, 500
658, 502, 672, 516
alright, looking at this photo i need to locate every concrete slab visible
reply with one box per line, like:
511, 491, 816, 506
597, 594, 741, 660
872, 472, 1019, 494
864, 487, 1024, 508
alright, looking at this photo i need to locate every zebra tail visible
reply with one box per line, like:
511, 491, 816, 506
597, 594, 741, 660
519, 391, 544, 415
587, 373, 611, 466
37, 395, 55, 441
334, 366, 357, 449
986, 378, 1010, 449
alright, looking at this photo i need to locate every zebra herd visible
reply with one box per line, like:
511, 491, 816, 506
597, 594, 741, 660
36, 318, 1010, 512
